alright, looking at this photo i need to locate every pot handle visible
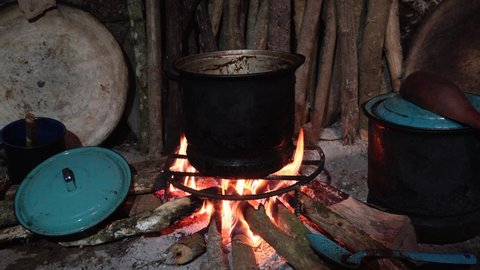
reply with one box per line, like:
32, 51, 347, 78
164, 63, 180, 81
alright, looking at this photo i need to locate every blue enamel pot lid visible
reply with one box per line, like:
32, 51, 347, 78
363, 92, 480, 130
14, 147, 131, 236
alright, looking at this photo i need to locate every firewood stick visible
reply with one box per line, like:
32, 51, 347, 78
244, 204, 331, 270
310, 0, 337, 140
208, 0, 224, 39
232, 233, 258, 270
196, 0, 218, 52
59, 195, 203, 247
246, 0, 268, 50
204, 202, 229, 270
328, 196, 417, 250
335, 0, 359, 145
273, 201, 312, 250
294, 0, 324, 131
298, 193, 410, 270
145, 0, 163, 158
0, 225, 33, 245
161, 228, 207, 265
384, 0, 403, 92
358, 0, 392, 134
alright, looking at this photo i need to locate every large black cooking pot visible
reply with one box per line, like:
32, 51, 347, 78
363, 92, 480, 243
173, 50, 304, 178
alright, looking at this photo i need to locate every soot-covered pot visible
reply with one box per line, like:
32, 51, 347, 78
174, 50, 304, 178
362, 92, 480, 243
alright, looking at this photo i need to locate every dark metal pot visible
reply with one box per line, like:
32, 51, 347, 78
173, 50, 304, 178
0, 117, 66, 184
362, 93, 480, 243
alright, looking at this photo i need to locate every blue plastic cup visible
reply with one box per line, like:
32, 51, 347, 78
0, 117, 66, 184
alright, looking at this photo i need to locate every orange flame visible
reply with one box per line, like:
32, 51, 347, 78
168, 129, 305, 244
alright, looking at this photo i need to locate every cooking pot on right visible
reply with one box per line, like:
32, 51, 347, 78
362, 92, 480, 244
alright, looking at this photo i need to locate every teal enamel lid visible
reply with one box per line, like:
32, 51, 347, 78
15, 147, 131, 236
364, 92, 480, 130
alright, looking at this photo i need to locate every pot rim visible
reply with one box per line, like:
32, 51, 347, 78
0, 117, 66, 150
173, 49, 305, 79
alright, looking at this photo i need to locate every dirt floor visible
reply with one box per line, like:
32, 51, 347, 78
0, 123, 479, 270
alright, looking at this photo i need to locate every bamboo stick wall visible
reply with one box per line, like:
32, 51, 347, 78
0, 0, 442, 155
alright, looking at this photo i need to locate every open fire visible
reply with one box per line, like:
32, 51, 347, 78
163, 129, 306, 247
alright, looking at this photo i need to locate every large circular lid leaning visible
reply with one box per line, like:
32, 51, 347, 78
0, 5, 128, 146
364, 92, 480, 130
14, 147, 131, 236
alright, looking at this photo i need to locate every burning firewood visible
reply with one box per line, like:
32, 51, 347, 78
243, 203, 331, 270
231, 233, 258, 270
161, 228, 207, 265
201, 201, 229, 270
273, 201, 312, 252
59, 195, 203, 247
